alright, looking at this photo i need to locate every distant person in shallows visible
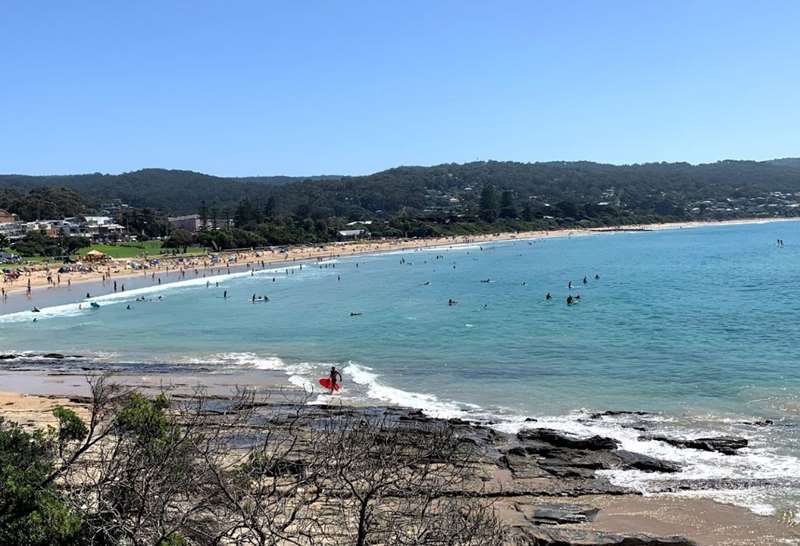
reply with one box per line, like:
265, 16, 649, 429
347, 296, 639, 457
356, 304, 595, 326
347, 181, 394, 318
566, 295, 574, 305
329, 366, 343, 394
545, 292, 552, 300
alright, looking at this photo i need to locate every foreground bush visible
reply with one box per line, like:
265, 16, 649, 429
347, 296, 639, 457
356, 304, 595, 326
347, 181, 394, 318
0, 378, 506, 545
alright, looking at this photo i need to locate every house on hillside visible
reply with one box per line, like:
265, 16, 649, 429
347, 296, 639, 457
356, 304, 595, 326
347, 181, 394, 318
168, 214, 232, 233
0, 209, 26, 241
0, 209, 17, 224
337, 229, 369, 240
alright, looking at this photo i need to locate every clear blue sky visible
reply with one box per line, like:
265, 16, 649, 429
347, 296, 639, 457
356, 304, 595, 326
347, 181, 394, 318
1, 1, 798, 176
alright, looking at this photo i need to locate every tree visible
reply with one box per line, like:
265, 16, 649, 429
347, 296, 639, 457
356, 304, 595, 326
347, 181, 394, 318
233, 199, 262, 229
1, 379, 509, 546
522, 202, 534, 221
554, 200, 579, 219
209, 206, 219, 230
163, 229, 194, 253
199, 200, 209, 232
479, 184, 498, 222
499, 190, 517, 219
315, 416, 506, 546
263, 196, 277, 219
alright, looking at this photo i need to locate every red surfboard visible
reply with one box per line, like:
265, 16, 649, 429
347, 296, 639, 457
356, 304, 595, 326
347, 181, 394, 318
319, 378, 341, 391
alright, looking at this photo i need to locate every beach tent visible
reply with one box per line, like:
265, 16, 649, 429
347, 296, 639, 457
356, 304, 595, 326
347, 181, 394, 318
84, 250, 109, 262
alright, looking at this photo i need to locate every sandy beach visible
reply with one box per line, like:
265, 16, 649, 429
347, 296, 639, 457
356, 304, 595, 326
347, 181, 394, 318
3, 216, 797, 302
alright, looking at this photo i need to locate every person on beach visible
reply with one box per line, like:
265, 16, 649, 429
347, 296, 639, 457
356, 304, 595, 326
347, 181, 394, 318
328, 366, 342, 394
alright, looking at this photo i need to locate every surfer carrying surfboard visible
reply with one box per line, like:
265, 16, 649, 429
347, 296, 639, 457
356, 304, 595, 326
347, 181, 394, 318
320, 366, 343, 394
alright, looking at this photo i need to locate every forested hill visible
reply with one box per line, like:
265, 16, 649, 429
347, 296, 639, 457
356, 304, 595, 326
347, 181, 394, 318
2, 160, 800, 223
0, 169, 334, 213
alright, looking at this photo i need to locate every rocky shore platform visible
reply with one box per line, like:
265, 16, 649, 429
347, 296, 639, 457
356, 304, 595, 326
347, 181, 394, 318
0, 378, 798, 545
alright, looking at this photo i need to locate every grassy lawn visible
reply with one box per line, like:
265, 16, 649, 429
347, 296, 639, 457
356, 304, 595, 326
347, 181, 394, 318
1, 254, 51, 268
77, 241, 207, 259
1, 242, 208, 267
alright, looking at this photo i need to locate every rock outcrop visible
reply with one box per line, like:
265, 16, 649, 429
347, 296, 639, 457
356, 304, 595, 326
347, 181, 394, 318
518, 527, 696, 545
639, 434, 747, 455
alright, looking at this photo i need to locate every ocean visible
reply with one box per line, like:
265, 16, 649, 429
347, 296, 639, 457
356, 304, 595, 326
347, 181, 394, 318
2, 220, 799, 518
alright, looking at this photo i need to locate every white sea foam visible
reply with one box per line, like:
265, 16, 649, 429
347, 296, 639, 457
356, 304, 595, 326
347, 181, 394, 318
0, 264, 303, 323
344, 362, 471, 419
287, 362, 800, 518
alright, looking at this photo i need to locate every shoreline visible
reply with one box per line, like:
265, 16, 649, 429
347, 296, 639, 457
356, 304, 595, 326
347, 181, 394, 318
1, 382, 797, 546
3, 216, 797, 309
2, 217, 799, 543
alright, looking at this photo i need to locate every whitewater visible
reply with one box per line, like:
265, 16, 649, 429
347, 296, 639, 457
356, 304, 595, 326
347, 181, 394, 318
2, 220, 800, 518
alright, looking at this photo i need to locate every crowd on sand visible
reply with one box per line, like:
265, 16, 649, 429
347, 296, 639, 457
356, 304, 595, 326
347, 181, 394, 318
2, 218, 791, 300
1, 229, 581, 299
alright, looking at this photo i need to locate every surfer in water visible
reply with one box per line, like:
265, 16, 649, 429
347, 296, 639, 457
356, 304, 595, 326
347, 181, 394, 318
328, 366, 343, 394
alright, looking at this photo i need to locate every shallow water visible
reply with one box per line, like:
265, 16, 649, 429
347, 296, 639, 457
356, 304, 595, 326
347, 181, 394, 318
2, 221, 800, 516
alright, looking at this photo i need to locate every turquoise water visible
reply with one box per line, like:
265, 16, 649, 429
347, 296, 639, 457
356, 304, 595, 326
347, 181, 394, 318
2, 221, 800, 516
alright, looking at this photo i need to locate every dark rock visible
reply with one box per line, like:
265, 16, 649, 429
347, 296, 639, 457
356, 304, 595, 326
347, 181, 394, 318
613, 450, 681, 473
589, 410, 651, 420
639, 434, 747, 455
525, 417, 538, 422
539, 464, 597, 479
743, 419, 773, 427
519, 429, 619, 451
621, 425, 649, 432
0, 354, 19, 360
645, 477, 800, 493
43, 353, 66, 359
519, 527, 696, 545
528, 503, 599, 525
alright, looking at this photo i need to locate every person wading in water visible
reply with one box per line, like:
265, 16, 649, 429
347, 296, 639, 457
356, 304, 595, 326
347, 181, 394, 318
328, 366, 343, 394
